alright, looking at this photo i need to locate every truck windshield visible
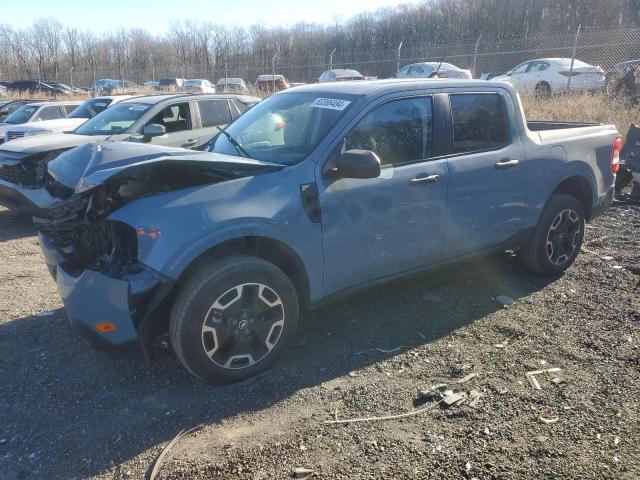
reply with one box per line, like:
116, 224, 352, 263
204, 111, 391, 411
75, 103, 151, 135
4, 105, 38, 124
208, 92, 355, 165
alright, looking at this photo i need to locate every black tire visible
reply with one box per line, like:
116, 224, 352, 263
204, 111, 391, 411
521, 194, 586, 276
170, 256, 299, 384
534, 82, 551, 98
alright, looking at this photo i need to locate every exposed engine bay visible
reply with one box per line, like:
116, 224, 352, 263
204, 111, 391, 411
35, 160, 268, 275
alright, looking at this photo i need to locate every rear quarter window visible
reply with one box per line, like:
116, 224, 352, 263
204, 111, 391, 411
450, 93, 507, 153
198, 99, 232, 127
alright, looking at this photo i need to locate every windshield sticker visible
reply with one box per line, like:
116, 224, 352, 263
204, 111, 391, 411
311, 98, 351, 111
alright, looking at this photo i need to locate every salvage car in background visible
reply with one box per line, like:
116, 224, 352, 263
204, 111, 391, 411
8, 80, 74, 95
318, 69, 366, 82
397, 62, 472, 79
3, 96, 135, 143
184, 79, 216, 93
255, 74, 289, 92
0, 101, 82, 144
95, 79, 140, 94
216, 77, 249, 94
493, 58, 606, 96
33, 79, 619, 384
0, 93, 259, 214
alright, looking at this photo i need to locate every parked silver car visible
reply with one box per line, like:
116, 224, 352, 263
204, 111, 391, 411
397, 62, 472, 79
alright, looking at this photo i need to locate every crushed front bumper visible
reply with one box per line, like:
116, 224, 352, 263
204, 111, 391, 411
57, 266, 140, 348
0, 178, 54, 215
46, 245, 172, 354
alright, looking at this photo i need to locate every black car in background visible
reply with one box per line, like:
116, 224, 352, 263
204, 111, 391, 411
8, 81, 71, 95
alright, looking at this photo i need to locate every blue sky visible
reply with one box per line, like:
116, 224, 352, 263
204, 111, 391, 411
8, 0, 411, 33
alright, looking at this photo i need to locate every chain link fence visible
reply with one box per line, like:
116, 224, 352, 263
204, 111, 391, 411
16, 26, 640, 92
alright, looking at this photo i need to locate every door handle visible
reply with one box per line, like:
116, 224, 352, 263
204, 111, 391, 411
409, 174, 439, 186
183, 139, 199, 147
495, 159, 520, 169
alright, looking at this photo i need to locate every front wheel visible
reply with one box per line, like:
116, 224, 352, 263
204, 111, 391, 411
521, 194, 586, 275
534, 82, 551, 98
170, 256, 299, 384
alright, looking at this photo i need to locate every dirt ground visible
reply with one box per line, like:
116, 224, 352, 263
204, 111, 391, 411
0, 198, 638, 480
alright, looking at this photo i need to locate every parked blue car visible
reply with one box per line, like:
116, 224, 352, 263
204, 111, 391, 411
35, 79, 620, 383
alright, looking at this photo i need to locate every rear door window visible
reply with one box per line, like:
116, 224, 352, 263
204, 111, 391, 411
345, 97, 433, 166
198, 99, 232, 127
449, 94, 507, 154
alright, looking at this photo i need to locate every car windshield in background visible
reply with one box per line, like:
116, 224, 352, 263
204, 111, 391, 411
209, 92, 355, 165
67, 98, 113, 119
75, 103, 151, 135
3, 105, 38, 124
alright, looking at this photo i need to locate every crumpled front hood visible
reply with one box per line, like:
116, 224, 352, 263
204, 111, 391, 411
47, 140, 283, 193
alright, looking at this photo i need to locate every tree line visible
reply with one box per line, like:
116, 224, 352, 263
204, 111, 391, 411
0, 0, 638, 86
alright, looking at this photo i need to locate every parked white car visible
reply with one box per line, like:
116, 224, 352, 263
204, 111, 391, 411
0, 101, 82, 145
397, 62, 472, 79
184, 79, 216, 93
493, 58, 606, 96
3, 96, 135, 143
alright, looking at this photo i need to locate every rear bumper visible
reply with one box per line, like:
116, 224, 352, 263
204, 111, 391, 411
590, 185, 615, 220
0, 179, 54, 215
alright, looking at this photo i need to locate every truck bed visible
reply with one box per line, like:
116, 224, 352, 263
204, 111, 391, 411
526, 120, 617, 143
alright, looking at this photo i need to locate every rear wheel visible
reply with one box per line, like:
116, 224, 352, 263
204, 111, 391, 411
534, 81, 551, 98
521, 194, 585, 275
170, 256, 299, 384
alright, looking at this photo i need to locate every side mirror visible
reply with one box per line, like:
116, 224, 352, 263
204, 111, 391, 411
336, 149, 381, 179
143, 123, 166, 140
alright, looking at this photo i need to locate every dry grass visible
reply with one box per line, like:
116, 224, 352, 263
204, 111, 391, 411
521, 92, 640, 139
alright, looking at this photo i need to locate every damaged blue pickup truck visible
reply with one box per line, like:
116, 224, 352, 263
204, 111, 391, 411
35, 80, 620, 383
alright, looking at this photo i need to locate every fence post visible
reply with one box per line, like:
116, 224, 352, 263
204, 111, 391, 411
472, 37, 481, 78
224, 61, 228, 92
329, 48, 336, 73
396, 41, 403, 76
70, 67, 74, 91
272, 52, 278, 93
567, 24, 582, 92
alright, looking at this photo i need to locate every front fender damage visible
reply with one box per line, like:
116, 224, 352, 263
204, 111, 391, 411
36, 153, 280, 354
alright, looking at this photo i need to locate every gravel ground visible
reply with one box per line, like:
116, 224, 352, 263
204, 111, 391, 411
0, 199, 638, 480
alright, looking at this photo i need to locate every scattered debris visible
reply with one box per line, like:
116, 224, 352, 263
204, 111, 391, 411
468, 389, 483, 408
612, 265, 623, 270
442, 390, 467, 406
601, 255, 614, 261
538, 415, 559, 424
146, 425, 203, 480
27, 452, 37, 460
483, 427, 491, 436
457, 372, 478, 384
494, 295, 514, 307
35, 310, 54, 317
614, 436, 620, 446
355, 345, 409, 355
551, 376, 565, 385
0, 439, 6, 445
494, 339, 509, 348
323, 400, 444, 425
293, 467, 314, 478
525, 367, 562, 390
299, 442, 307, 452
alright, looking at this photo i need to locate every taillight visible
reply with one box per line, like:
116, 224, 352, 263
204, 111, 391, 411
611, 137, 622, 174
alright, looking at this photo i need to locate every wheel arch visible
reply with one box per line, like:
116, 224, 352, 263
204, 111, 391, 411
551, 175, 593, 219
174, 236, 311, 309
